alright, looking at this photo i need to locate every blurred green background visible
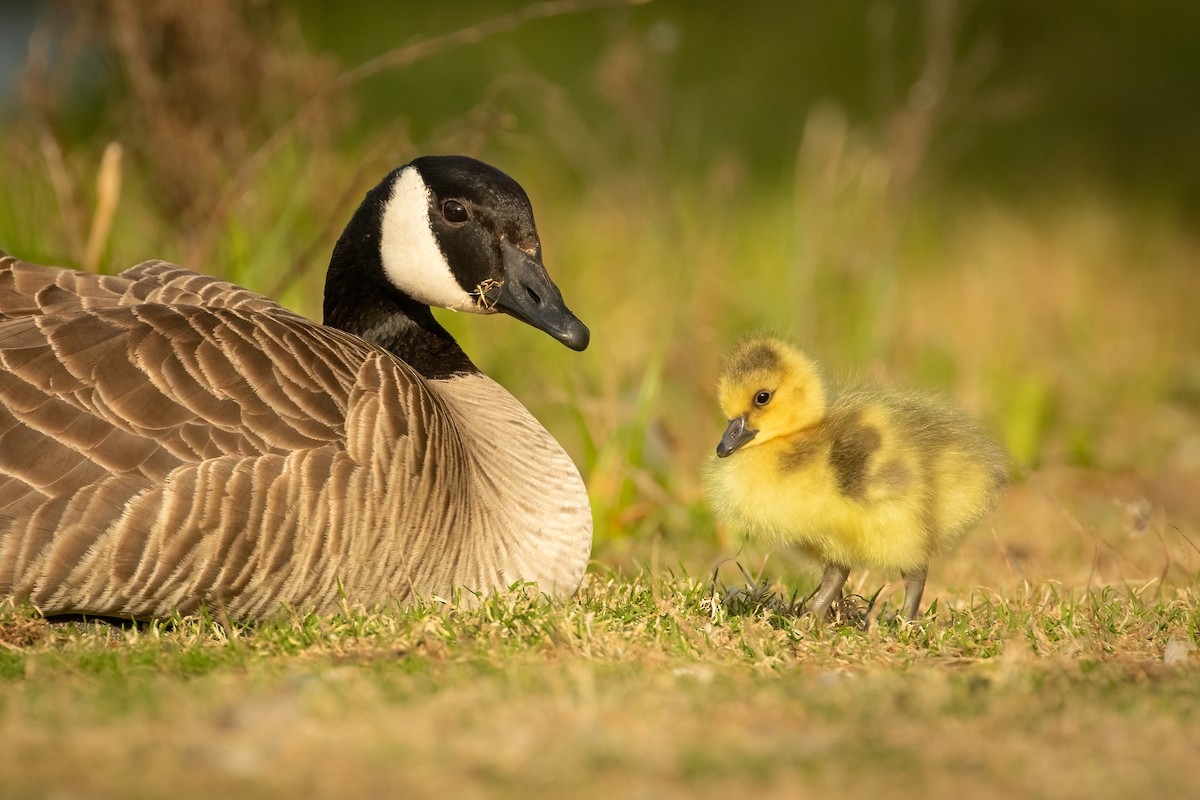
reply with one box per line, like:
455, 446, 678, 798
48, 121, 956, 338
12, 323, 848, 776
7, 1, 1200, 205
1, 0, 1197, 583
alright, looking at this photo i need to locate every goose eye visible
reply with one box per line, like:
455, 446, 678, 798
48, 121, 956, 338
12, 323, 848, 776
441, 199, 469, 224
754, 390, 772, 407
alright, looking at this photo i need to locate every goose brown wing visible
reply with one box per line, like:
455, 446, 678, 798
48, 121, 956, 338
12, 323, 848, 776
0, 303, 367, 465
0, 301, 418, 617
0, 252, 292, 320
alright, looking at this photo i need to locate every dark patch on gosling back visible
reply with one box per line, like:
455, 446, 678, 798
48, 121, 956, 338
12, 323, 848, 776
775, 409, 886, 502
828, 412, 882, 501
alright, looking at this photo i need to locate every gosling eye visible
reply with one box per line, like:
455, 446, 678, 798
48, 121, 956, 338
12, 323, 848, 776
441, 199, 469, 224
754, 390, 773, 407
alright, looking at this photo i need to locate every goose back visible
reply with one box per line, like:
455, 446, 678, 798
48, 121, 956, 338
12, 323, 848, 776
0, 253, 288, 320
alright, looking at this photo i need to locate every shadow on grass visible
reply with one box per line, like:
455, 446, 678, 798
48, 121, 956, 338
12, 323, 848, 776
708, 559, 886, 630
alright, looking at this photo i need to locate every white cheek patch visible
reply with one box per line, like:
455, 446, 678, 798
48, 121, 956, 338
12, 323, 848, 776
380, 167, 475, 310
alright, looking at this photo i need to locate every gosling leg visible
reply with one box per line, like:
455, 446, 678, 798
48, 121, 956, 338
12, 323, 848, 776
900, 566, 928, 621
808, 563, 850, 620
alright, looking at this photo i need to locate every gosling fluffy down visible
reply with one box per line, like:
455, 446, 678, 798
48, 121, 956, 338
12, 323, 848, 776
705, 336, 1008, 621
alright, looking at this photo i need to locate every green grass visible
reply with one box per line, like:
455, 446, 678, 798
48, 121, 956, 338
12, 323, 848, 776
3, 3, 1200, 797
1, 581, 1198, 799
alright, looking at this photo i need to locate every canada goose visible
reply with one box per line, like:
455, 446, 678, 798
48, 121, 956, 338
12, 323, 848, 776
0, 155, 593, 621
705, 336, 1007, 621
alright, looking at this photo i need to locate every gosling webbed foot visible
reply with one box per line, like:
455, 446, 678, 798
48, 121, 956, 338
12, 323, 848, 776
808, 563, 850, 621
900, 566, 928, 621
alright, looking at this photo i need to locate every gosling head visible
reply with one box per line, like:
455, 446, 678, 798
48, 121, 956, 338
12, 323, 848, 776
715, 337, 827, 458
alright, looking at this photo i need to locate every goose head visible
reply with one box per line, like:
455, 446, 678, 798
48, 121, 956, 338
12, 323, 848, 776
715, 337, 827, 457
325, 155, 589, 361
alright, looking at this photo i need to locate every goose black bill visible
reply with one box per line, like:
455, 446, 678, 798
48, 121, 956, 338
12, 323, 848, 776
493, 240, 589, 351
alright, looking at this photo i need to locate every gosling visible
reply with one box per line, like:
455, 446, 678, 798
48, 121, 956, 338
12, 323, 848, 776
705, 336, 1008, 621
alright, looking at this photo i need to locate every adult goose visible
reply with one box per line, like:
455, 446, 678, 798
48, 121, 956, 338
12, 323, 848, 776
0, 155, 593, 621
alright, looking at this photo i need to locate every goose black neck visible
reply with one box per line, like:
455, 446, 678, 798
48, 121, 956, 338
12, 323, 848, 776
323, 179, 478, 380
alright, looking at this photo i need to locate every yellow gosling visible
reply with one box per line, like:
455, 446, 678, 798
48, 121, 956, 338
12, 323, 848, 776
705, 336, 1008, 621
